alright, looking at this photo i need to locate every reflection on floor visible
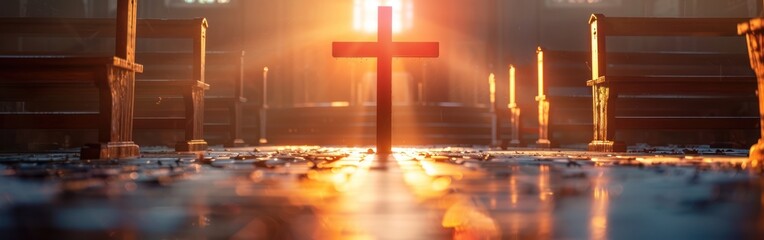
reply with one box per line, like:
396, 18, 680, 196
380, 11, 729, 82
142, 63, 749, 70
0, 146, 762, 239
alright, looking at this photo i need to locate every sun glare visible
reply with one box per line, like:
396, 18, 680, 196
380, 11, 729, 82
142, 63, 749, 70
353, 0, 413, 34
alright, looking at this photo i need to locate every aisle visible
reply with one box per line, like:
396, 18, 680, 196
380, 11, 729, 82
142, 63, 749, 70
319, 154, 451, 239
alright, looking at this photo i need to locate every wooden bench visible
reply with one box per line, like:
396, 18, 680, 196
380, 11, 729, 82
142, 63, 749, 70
130, 18, 209, 152
0, 17, 210, 152
535, 47, 592, 148
0, 0, 141, 159
587, 14, 759, 152
202, 51, 247, 147
136, 51, 247, 147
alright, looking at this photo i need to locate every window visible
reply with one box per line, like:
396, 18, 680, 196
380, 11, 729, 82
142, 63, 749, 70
353, 0, 413, 34
165, 0, 232, 8
545, 0, 622, 8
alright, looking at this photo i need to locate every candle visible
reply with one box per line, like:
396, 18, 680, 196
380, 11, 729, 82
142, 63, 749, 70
262, 67, 269, 108
509, 65, 516, 107
259, 66, 269, 144
489, 73, 498, 145
537, 49, 544, 97
489, 73, 496, 105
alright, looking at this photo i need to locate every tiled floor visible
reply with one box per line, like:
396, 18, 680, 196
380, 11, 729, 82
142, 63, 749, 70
0, 146, 761, 239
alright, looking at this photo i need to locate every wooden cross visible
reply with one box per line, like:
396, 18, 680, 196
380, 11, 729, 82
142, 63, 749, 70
332, 6, 439, 154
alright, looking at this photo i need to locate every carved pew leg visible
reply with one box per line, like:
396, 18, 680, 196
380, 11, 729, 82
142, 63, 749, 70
740, 21, 764, 172
749, 74, 764, 171
81, 65, 140, 159
224, 101, 247, 147
750, 140, 764, 166
587, 84, 625, 152
176, 83, 208, 152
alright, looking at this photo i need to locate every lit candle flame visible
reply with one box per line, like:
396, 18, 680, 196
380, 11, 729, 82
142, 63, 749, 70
537, 48, 544, 97
509, 65, 516, 107
489, 73, 496, 105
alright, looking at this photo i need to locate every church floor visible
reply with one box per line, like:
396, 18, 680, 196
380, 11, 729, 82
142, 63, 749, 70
0, 146, 762, 239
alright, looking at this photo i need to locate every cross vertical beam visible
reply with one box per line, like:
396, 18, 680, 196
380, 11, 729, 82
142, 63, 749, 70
332, 6, 439, 155
377, 7, 393, 155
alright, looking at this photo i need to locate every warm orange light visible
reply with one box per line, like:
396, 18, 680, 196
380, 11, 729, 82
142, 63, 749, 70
353, 0, 413, 34
509, 65, 516, 107
590, 173, 610, 240
330, 101, 350, 107
181, 0, 230, 4
538, 165, 550, 201
537, 49, 544, 97
488, 73, 496, 104
510, 175, 518, 206
430, 176, 451, 192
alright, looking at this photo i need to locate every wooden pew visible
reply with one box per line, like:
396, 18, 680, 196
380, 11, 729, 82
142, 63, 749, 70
0, 0, 141, 159
587, 14, 758, 152
136, 51, 247, 147
0, 17, 210, 152
535, 47, 592, 148
131, 18, 209, 152
203, 51, 247, 147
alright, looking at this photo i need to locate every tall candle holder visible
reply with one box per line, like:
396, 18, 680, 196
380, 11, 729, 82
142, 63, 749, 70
535, 48, 551, 148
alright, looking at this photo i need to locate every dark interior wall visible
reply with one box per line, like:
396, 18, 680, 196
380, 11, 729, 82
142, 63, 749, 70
23, 0, 85, 17
1, 0, 760, 106
138, 1, 244, 51
0, 1, 22, 17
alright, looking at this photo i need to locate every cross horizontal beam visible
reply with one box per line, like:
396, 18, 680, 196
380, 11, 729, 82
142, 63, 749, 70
332, 42, 439, 58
